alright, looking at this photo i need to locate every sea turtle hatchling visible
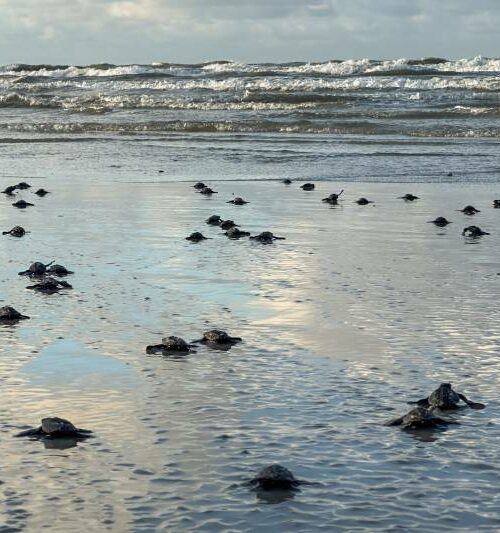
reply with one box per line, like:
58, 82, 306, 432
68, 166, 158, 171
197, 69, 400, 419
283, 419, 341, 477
0, 306, 30, 323
460, 205, 480, 215
199, 187, 218, 195
15, 417, 92, 440
12, 200, 34, 209
2, 226, 27, 237
146, 336, 196, 355
194, 182, 206, 190
193, 329, 242, 346
409, 383, 485, 410
220, 220, 238, 230
399, 194, 419, 201
300, 183, 315, 191
186, 232, 209, 243
206, 215, 222, 226
46, 264, 74, 276
35, 188, 50, 197
250, 231, 285, 244
462, 226, 489, 237
356, 197, 373, 205
225, 227, 250, 239
494, 200, 500, 208
26, 277, 72, 294
429, 217, 452, 226
322, 190, 344, 205
385, 406, 456, 430
227, 197, 249, 205
249, 465, 300, 491
19, 261, 54, 277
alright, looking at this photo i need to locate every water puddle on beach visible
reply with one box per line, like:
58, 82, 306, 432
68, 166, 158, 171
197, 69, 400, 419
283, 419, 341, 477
0, 178, 500, 531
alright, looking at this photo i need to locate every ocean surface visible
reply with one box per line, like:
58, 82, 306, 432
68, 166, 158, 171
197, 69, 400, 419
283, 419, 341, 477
0, 58, 500, 532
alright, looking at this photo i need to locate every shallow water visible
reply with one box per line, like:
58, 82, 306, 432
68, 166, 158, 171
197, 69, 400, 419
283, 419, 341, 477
1, 176, 500, 531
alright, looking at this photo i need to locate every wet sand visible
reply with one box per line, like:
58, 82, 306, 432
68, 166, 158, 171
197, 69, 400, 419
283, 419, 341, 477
1, 179, 500, 531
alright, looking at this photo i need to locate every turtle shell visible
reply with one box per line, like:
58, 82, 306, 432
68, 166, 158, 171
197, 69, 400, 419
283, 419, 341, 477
252, 464, 298, 490
0, 306, 29, 321
41, 417, 78, 436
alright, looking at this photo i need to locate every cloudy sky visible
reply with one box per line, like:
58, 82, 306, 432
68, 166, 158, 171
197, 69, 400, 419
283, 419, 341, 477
0, 0, 498, 64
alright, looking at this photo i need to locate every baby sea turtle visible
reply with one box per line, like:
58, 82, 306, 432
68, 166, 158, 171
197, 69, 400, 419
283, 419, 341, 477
227, 197, 249, 205
16, 182, 31, 190
249, 465, 300, 491
193, 330, 242, 346
199, 187, 218, 195
0, 306, 30, 323
386, 407, 456, 430
409, 383, 485, 410
322, 190, 344, 205
220, 220, 238, 230
186, 232, 209, 243
356, 197, 373, 205
300, 183, 315, 191
462, 226, 489, 237
12, 200, 34, 209
46, 264, 74, 276
282, 178, 292, 185
146, 336, 196, 355
15, 417, 92, 439
19, 261, 53, 277
250, 232, 285, 244
429, 217, 452, 226
494, 200, 500, 208
2, 226, 27, 237
206, 215, 222, 226
194, 182, 206, 190
2, 185, 17, 196
225, 227, 250, 239
35, 188, 50, 197
460, 205, 480, 215
26, 277, 72, 294
399, 194, 419, 201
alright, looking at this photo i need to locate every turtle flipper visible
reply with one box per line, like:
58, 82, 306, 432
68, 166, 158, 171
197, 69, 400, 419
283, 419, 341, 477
458, 393, 486, 410
408, 398, 429, 406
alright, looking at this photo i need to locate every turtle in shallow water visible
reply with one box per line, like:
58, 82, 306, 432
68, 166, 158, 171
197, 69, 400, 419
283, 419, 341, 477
199, 187, 218, 195
206, 215, 222, 226
399, 194, 419, 201
19, 261, 53, 277
220, 220, 238, 230
193, 329, 242, 346
225, 227, 250, 239
322, 190, 344, 205
146, 336, 196, 355
227, 197, 249, 205
46, 264, 74, 276
15, 417, 92, 439
494, 200, 500, 208
12, 200, 34, 209
16, 182, 31, 190
250, 231, 285, 244
2, 226, 27, 237
193, 182, 206, 190
460, 205, 480, 215
186, 232, 209, 242
282, 178, 292, 185
300, 183, 315, 191
429, 217, 452, 227
250, 465, 300, 491
462, 225, 489, 237
2, 185, 17, 196
356, 197, 373, 205
0, 306, 30, 322
35, 188, 50, 197
386, 407, 456, 430
26, 277, 72, 294
409, 383, 485, 410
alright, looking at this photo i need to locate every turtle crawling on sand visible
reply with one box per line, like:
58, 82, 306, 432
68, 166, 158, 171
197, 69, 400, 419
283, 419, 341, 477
300, 183, 315, 191
186, 232, 209, 242
193, 329, 242, 346
2, 226, 27, 237
282, 179, 292, 185
461, 205, 480, 215
0, 306, 30, 323
26, 277, 72, 294
16, 182, 31, 190
35, 188, 50, 197
194, 182, 206, 190
220, 220, 238, 230
2, 185, 17, 196
429, 217, 452, 226
356, 197, 372, 205
225, 227, 250, 239
409, 383, 485, 410
199, 187, 218, 195
399, 194, 419, 201
462, 226, 489, 237
46, 264, 74, 276
12, 200, 34, 209
206, 215, 222, 226
494, 200, 500, 208
15, 417, 92, 440
250, 465, 300, 491
322, 190, 344, 205
19, 261, 53, 277
250, 231, 285, 244
146, 336, 196, 355
227, 197, 249, 205
386, 406, 456, 430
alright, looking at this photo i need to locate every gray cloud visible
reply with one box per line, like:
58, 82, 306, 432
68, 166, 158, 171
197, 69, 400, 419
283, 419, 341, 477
0, 0, 498, 64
